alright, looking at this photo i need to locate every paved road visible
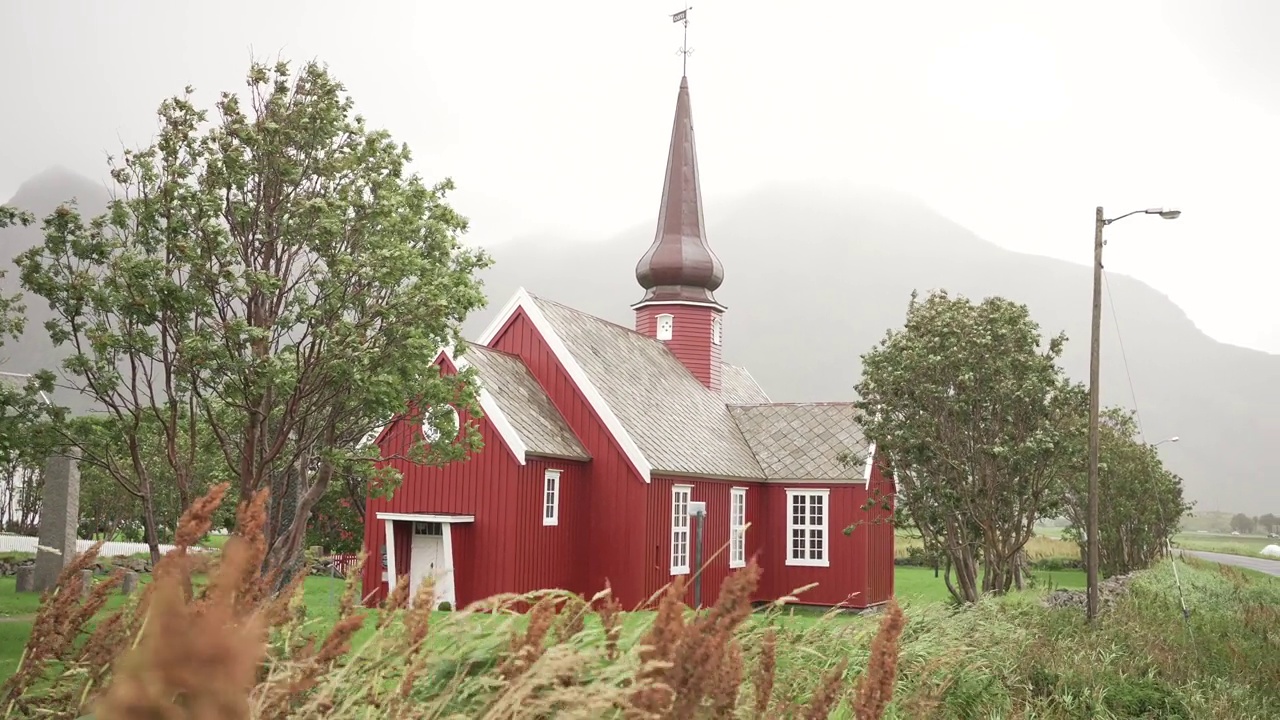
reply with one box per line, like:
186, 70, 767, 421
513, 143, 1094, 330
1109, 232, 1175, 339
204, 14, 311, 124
1181, 550, 1280, 577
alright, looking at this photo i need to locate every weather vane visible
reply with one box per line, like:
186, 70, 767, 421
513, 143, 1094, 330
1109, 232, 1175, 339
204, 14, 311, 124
672, 5, 692, 75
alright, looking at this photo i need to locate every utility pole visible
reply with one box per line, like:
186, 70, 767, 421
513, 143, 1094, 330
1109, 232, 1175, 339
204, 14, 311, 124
1086, 206, 1104, 622
1086, 205, 1180, 623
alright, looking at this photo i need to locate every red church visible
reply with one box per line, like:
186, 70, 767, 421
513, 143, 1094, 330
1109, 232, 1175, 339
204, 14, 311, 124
361, 75, 896, 611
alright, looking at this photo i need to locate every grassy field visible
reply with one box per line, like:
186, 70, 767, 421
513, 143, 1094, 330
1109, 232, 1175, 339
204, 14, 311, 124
6, 559, 1274, 718
0, 563, 1087, 687
1172, 531, 1275, 557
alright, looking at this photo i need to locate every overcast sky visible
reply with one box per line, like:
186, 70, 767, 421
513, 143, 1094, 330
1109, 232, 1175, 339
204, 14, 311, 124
2, 1, 1278, 352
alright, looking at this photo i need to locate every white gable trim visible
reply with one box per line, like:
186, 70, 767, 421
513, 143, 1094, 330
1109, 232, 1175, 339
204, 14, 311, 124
863, 442, 877, 481
440, 348, 528, 466
477, 287, 654, 483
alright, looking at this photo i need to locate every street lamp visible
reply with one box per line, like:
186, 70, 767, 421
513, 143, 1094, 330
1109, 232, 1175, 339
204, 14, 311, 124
1153, 436, 1180, 447
1086, 206, 1180, 623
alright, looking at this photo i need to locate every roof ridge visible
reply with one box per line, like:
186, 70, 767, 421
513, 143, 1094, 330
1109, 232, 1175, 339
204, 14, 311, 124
528, 294, 655, 339
463, 344, 523, 361
728, 401, 857, 408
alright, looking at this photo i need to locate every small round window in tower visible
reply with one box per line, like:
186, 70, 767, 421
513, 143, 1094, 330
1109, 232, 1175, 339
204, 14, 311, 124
656, 313, 674, 341
712, 315, 723, 346
422, 404, 460, 444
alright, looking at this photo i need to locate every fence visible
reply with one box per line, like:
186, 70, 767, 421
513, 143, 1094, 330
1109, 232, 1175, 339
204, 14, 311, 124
0, 535, 198, 558
322, 553, 360, 578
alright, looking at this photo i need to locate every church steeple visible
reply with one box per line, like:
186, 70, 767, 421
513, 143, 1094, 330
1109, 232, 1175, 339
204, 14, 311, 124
633, 75, 725, 308
634, 74, 726, 392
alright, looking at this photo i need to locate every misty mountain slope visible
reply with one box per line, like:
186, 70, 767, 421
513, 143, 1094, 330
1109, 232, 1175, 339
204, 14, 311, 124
468, 184, 1280, 512
0, 168, 110, 413
2, 172, 1276, 511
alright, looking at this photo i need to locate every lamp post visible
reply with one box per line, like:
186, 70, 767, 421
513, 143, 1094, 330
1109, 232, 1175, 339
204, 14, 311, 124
1153, 436, 1180, 448
1087, 206, 1180, 623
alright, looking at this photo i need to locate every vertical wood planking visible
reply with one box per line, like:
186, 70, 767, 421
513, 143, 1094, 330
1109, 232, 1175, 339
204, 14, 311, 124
361, 351, 589, 608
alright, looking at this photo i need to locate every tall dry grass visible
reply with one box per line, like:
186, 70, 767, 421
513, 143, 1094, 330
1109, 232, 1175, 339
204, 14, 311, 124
3, 485, 906, 719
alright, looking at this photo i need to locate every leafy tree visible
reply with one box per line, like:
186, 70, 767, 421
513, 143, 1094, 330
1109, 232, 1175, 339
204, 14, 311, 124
855, 290, 1086, 603
1229, 513, 1256, 535
1259, 513, 1279, 534
16, 60, 491, 581
0, 207, 63, 532
1060, 408, 1191, 576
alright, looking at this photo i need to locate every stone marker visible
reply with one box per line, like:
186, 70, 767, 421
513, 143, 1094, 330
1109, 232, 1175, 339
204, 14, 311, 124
32, 447, 82, 593
120, 570, 138, 596
79, 569, 93, 600
14, 566, 35, 593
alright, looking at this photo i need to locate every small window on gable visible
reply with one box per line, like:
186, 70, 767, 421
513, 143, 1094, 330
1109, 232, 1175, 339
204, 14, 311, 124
422, 405, 460, 444
543, 469, 561, 526
656, 313, 674, 341
712, 315, 723, 346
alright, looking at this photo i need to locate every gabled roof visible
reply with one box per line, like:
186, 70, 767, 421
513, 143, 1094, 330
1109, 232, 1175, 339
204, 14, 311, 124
728, 403, 871, 481
475, 287, 873, 483
531, 295, 765, 479
460, 346, 589, 461
721, 364, 771, 405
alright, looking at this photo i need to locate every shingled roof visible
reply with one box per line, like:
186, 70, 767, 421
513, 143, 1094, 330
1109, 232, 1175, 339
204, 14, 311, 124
728, 403, 870, 481
461, 345, 590, 461
530, 295, 766, 479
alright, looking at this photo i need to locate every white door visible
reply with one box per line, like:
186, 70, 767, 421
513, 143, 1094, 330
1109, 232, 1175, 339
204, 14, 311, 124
408, 521, 455, 608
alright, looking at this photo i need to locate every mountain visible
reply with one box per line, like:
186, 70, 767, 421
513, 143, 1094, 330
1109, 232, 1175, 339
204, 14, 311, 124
0, 168, 110, 413
3, 171, 1277, 512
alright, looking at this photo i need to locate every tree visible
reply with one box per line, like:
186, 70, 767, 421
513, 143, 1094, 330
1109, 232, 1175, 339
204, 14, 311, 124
16, 60, 491, 582
855, 290, 1086, 603
1060, 408, 1191, 576
0, 207, 63, 533
1259, 513, 1279, 534
1229, 513, 1256, 535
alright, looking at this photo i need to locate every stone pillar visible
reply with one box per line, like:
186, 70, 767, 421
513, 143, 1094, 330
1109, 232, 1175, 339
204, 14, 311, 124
79, 568, 93, 600
121, 570, 138, 596
14, 565, 35, 593
32, 448, 82, 593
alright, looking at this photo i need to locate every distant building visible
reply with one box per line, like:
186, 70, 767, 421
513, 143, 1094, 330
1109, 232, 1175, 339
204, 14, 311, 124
361, 75, 896, 611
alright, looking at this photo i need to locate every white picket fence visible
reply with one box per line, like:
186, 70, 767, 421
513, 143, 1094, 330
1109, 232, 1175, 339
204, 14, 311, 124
0, 535, 190, 557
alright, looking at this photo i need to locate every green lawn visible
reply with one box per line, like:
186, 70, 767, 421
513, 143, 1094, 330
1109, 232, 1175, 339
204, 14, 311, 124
1172, 531, 1274, 558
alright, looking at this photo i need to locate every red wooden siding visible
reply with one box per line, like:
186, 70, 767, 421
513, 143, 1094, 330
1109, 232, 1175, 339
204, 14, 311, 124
361, 354, 590, 608
487, 309, 651, 608
756, 483, 889, 608
635, 305, 723, 391
643, 477, 765, 608
863, 458, 897, 605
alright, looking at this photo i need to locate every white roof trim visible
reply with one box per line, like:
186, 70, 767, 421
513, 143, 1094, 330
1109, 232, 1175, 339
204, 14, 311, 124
863, 442, 877, 482
477, 287, 654, 483
376, 512, 476, 523
441, 348, 528, 466
631, 299, 728, 312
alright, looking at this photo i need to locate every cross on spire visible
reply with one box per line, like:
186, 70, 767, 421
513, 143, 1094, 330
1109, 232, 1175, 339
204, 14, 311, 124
672, 5, 693, 76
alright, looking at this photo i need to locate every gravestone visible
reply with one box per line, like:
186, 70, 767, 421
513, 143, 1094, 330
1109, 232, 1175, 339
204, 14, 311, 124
31, 447, 82, 593
120, 570, 138, 596
14, 565, 34, 593
79, 569, 93, 600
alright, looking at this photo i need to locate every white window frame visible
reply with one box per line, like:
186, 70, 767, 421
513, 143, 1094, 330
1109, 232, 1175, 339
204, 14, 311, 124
543, 469, 561, 526
670, 484, 692, 574
711, 315, 723, 346
729, 487, 747, 568
656, 313, 674, 341
785, 488, 830, 567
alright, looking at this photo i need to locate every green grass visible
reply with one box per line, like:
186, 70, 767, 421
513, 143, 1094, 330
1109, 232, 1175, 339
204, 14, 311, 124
1172, 531, 1274, 558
